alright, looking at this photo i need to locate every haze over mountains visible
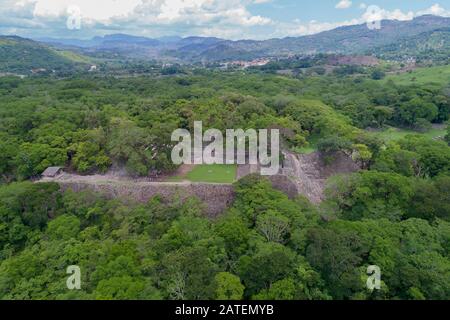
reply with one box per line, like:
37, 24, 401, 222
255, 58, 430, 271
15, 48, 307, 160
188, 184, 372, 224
36, 15, 450, 60
1, 14, 449, 73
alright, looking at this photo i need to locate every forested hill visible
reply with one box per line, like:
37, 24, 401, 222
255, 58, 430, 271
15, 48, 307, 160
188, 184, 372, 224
368, 27, 450, 64
0, 36, 91, 74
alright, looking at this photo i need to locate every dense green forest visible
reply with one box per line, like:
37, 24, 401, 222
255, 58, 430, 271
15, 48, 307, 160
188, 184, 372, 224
369, 28, 450, 64
0, 71, 448, 180
0, 174, 448, 299
0, 66, 449, 300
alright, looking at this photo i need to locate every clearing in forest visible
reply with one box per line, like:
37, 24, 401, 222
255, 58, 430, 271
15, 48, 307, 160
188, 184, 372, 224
167, 164, 237, 184
369, 125, 447, 142
384, 64, 450, 86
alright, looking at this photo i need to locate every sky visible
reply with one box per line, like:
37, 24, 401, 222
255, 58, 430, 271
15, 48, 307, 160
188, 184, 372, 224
0, 0, 449, 40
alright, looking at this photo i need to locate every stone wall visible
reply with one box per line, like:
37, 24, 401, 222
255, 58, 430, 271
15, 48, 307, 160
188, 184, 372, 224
42, 150, 359, 216
57, 181, 235, 217
268, 174, 300, 199
55, 178, 300, 217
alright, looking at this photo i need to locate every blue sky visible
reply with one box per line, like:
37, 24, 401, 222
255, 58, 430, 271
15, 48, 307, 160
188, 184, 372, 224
0, 0, 449, 40
251, 1, 448, 22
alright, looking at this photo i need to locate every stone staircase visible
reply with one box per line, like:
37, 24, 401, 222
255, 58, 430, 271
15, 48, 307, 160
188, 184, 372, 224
282, 152, 326, 203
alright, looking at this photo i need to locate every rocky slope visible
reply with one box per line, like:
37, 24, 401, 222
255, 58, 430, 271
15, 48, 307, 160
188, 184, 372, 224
281, 152, 360, 203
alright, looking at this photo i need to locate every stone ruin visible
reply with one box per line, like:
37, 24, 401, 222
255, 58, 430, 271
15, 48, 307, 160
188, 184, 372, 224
40, 151, 360, 216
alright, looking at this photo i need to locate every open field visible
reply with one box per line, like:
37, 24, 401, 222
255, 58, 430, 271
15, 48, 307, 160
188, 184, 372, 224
369, 126, 447, 142
168, 164, 237, 184
384, 64, 450, 86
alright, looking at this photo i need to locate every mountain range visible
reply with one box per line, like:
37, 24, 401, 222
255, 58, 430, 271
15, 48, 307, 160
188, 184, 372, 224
1, 14, 449, 73
38, 15, 450, 61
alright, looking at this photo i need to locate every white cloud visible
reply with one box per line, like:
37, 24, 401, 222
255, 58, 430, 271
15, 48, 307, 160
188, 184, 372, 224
336, 0, 352, 9
275, 4, 446, 38
0, 0, 274, 39
252, 0, 272, 3
0, 1, 449, 40
6, 0, 272, 27
417, 3, 450, 17
144, 0, 272, 26
19, 0, 141, 21
362, 6, 414, 22
276, 18, 360, 38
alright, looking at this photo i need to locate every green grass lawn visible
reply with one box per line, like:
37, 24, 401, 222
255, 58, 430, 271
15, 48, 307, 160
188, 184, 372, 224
369, 127, 446, 143
55, 49, 93, 64
169, 164, 237, 184
384, 65, 450, 86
